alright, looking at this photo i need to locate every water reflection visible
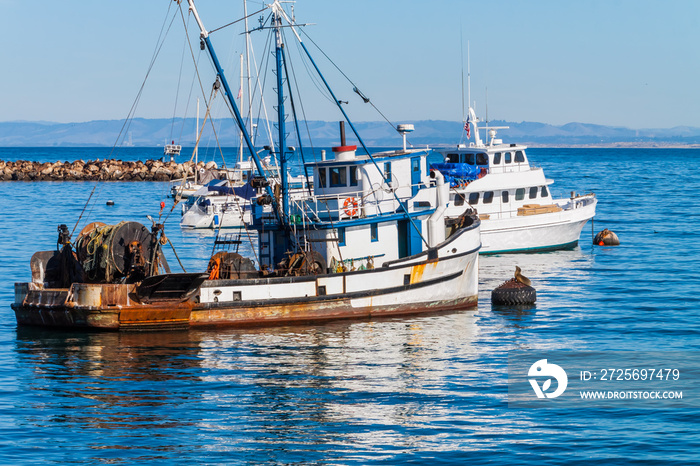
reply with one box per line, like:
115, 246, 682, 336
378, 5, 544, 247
11, 311, 516, 461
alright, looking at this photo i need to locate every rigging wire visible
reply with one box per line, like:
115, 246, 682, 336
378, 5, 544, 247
109, 2, 178, 159
207, 7, 268, 35
169, 14, 190, 145
175, 13, 196, 144
299, 29, 401, 139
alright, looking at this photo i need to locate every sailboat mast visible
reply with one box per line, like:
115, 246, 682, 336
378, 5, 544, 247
195, 97, 199, 183
239, 53, 244, 164
273, 6, 289, 219
244, 0, 253, 138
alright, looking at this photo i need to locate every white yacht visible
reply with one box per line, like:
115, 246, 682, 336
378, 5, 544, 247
432, 108, 597, 254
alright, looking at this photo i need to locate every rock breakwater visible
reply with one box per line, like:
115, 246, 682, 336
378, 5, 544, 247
0, 159, 218, 182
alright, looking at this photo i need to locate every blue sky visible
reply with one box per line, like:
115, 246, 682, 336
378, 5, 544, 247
1, 0, 698, 129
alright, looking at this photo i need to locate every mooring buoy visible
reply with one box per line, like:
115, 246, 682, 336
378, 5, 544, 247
593, 228, 619, 246
106, 200, 115, 206
492, 266, 537, 305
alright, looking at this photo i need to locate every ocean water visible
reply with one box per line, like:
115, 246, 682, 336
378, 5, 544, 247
0, 147, 698, 465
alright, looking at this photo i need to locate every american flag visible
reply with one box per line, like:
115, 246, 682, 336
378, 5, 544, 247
464, 116, 470, 139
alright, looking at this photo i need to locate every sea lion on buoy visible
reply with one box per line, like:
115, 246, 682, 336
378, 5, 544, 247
491, 267, 536, 305
514, 266, 531, 286
594, 228, 620, 246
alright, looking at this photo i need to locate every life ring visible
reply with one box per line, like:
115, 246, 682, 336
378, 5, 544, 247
343, 197, 358, 217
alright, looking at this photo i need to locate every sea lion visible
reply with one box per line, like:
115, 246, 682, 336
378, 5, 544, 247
593, 228, 620, 246
514, 266, 531, 286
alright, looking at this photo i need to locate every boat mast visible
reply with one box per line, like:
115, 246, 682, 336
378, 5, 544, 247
195, 97, 199, 183
275, 6, 429, 248
272, 3, 289, 219
244, 0, 253, 139
186, 0, 280, 218
238, 53, 244, 164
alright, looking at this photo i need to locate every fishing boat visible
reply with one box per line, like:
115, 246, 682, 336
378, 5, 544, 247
431, 107, 596, 254
12, 0, 481, 330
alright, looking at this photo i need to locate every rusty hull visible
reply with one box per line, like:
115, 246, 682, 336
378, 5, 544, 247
13, 281, 478, 331
190, 294, 478, 328
12, 282, 194, 331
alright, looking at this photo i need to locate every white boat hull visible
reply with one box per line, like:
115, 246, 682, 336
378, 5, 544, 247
479, 197, 596, 253
192, 225, 480, 327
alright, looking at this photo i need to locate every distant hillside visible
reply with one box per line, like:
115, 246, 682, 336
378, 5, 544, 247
1, 118, 699, 147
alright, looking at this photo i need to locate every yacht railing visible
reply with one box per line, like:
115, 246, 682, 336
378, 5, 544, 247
469, 192, 595, 220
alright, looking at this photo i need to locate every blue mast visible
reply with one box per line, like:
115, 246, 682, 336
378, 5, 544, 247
273, 9, 289, 220
186, 0, 281, 222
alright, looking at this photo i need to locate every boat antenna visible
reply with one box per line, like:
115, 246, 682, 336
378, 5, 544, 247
485, 86, 488, 123
460, 30, 465, 123
467, 39, 471, 117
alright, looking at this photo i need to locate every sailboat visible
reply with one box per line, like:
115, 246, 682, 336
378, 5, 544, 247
12, 0, 481, 330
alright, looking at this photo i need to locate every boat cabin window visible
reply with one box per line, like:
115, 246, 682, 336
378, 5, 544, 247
371, 223, 378, 242
350, 166, 359, 186
504, 152, 512, 164
502, 191, 509, 203
317, 168, 327, 188
384, 162, 392, 182
493, 152, 502, 165
515, 188, 525, 200
515, 151, 526, 163
447, 153, 460, 163
330, 167, 347, 187
338, 227, 346, 246
468, 192, 479, 205
476, 153, 488, 165
529, 187, 538, 199
454, 193, 466, 206
464, 153, 475, 165
541, 186, 549, 197
483, 191, 494, 204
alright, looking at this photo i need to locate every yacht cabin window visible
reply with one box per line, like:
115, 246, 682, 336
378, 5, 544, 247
493, 153, 502, 165
529, 187, 538, 199
515, 188, 525, 200
504, 152, 512, 164
502, 191, 509, 203
515, 151, 526, 163
541, 186, 548, 197
468, 192, 479, 205
330, 167, 347, 187
483, 191, 494, 204
317, 168, 327, 188
476, 153, 488, 165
